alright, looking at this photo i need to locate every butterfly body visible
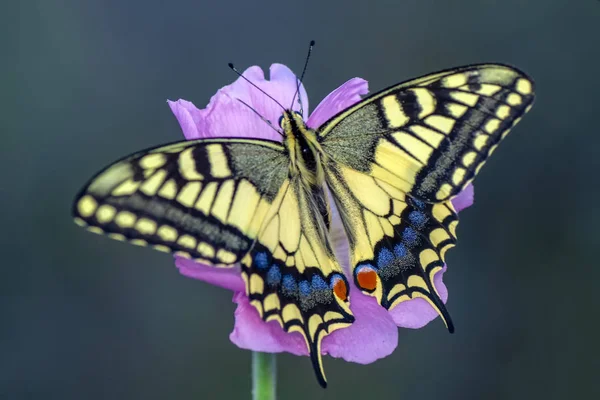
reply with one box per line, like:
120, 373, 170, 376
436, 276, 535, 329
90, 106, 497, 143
73, 63, 535, 387
282, 110, 325, 187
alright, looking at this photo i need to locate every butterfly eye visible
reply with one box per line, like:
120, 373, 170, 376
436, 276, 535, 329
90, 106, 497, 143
293, 110, 303, 118
278, 115, 284, 128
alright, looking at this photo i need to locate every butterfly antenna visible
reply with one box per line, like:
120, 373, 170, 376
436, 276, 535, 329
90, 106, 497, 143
290, 40, 315, 115
228, 63, 286, 110
235, 98, 284, 137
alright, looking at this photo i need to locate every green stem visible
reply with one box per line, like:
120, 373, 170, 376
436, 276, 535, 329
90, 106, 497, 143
252, 352, 276, 400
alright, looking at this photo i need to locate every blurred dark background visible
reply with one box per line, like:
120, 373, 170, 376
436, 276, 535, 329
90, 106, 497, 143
3, 0, 599, 398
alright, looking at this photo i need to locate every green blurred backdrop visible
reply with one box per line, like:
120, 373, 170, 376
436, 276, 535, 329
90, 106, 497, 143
3, 0, 599, 398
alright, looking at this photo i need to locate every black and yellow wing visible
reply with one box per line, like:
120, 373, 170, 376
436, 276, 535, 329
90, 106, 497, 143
72, 137, 354, 387
73, 138, 288, 265
319, 64, 535, 327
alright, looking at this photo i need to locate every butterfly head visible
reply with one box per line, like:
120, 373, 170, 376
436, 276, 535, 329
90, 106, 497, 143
278, 109, 304, 132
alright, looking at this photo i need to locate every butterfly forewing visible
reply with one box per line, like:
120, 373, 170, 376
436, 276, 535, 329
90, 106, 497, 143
319, 64, 535, 202
73, 138, 288, 265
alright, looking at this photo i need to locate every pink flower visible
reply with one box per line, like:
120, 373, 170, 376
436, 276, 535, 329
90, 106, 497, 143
167, 64, 474, 364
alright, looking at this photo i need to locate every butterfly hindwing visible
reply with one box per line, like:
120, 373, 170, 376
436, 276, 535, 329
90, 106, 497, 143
72, 138, 289, 265
319, 64, 534, 323
325, 164, 458, 329
241, 177, 354, 387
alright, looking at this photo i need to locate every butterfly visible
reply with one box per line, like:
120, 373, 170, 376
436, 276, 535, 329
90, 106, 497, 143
72, 62, 534, 387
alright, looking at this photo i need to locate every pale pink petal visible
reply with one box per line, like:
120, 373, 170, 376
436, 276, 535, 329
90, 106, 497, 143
229, 292, 308, 355
168, 99, 202, 139
388, 266, 449, 329
229, 290, 398, 364
327, 192, 351, 275
176, 257, 244, 292
224, 64, 308, 121
268, 63, 309, 116
167, 92, 280, 142
452, 183, 474, 212
322, 290, 398, 363
306, 78, 369, 129
168, 64, 307, 142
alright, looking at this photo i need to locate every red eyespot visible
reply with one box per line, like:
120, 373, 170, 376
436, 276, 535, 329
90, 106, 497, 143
333, 278, 348, 301
356, 268, 378, 291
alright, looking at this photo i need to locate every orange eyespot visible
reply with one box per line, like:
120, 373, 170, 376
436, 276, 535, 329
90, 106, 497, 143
332, 278, 348, 301
356, 267, 378, 291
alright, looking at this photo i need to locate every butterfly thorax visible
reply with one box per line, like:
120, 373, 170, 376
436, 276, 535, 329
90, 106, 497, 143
281, 110, 325, 187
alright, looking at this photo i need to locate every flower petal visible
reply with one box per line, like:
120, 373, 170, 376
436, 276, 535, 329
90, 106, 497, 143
321, 290, 398, 363
167, 99, 203, 140
176, 257, 244, 292
327, 191, 351, 275
451, 183, 474, 212
229, 292, 308, 355
306, 78, 369, 129
229, 290, 398, 364
387, 265, 449, 329
167, 92, 280, 142
268, 63, 309, 117
221, 64, 309, 129
168, 64, 307, 142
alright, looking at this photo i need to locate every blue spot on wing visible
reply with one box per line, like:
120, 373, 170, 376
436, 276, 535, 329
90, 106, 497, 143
311, 275, 328, 290
299, 280, 311, 297
394, 243, 407, 258
282, 275, 297, 292
402, 227, 419, 247
377, 248, 394, 269
408, 211, 427, 229
267, 265, 281, 286
411, 198, 425, 210
254, 252, 269, 269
